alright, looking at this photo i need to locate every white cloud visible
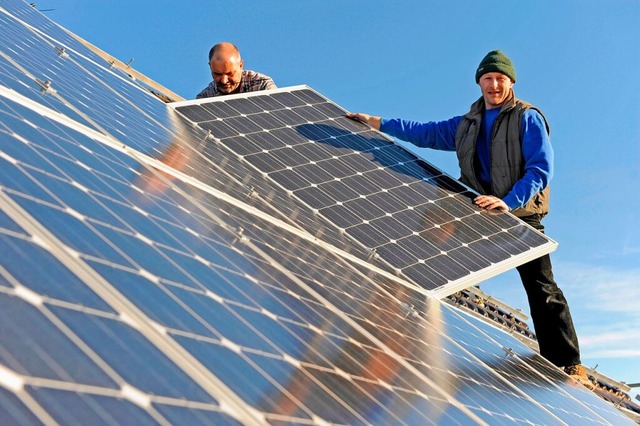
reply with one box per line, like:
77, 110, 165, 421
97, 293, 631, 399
555, 261, 640, 320
579, 329, 640, 347
548, 260, 640, 394
585, 348, 640, 359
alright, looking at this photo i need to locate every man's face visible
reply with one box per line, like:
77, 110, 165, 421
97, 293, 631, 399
478, 72, 513, 109
210, 57, 243, 94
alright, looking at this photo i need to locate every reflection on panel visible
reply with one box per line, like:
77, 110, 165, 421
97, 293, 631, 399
0, 2, 632, 425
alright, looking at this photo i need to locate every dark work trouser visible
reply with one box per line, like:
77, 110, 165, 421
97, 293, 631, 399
516, 214, 581, 367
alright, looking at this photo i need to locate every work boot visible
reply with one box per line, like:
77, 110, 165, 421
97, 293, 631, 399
563, 364, 595, 390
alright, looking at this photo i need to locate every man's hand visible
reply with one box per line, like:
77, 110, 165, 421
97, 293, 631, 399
345, 112, 382, 130
474, 195, 509, 214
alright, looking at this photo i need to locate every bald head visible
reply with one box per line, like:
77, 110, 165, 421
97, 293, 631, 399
208, 42, 241, 63
208, 42, 244, 94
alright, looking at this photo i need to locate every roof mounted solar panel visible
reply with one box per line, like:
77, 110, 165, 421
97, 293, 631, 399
0, 1, 633, 425
171, 87, 557, 298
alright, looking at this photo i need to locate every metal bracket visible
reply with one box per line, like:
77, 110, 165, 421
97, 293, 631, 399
501, 346, 515, 357
232, 227, 247, 245
55, 46, 69, 59
400, 303, 420, 319
245, 185, 257, 199
366, 248, 378, 261
36, 79, 56, 95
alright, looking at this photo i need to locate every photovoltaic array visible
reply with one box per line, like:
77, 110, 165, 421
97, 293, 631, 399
0, 0, 631, 424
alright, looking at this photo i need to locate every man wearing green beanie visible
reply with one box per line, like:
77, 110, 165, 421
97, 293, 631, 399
347, 50, 591, 387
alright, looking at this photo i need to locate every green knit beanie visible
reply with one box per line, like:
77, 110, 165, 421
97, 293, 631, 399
475, 50, 516, 83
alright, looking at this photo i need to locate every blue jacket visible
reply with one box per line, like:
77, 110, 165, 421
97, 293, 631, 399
380, 93, 552, 214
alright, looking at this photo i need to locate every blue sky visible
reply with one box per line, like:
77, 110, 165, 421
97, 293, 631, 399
43, 0, 639, 397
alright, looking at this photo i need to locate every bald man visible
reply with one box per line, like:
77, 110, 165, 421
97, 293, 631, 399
196, 42, 276, 98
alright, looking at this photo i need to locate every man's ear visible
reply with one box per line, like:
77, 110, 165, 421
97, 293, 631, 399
239, 59, 245, 69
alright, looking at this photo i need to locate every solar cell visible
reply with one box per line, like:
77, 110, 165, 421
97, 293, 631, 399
0, 2, 633, 425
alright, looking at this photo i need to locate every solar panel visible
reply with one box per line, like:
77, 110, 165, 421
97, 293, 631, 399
172, 88, 556, 297
0, 1, 633, 424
